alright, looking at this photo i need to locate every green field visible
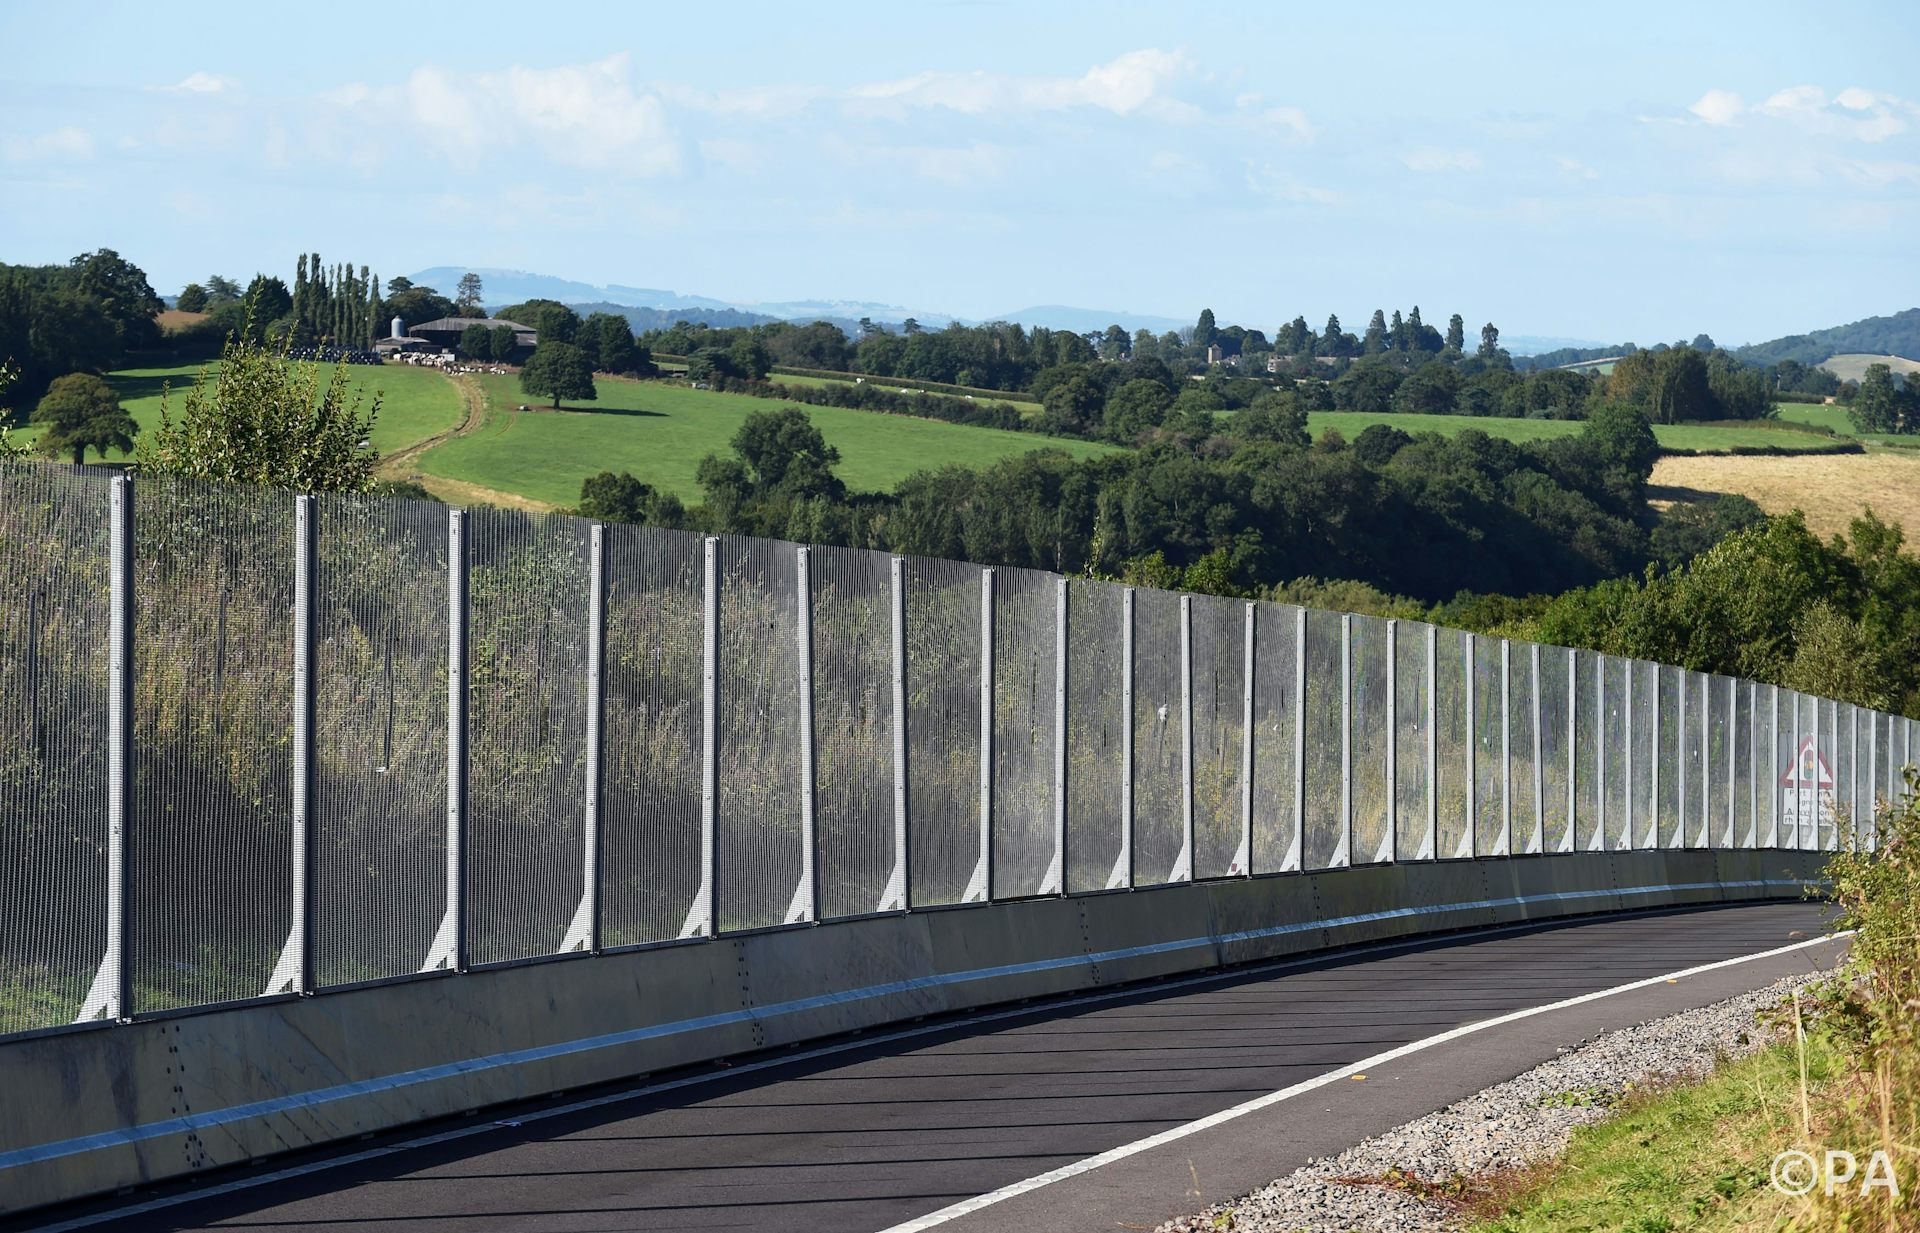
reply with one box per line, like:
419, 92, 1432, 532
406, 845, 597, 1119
6, 362, 465, 460
770, 371, 1045, 417
412, 375, 1115, 506
1305, 410, 1850, 453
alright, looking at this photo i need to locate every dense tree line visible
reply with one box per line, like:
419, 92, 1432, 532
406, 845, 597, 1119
583, 398, 1706, 606
1734, 307, 1920, 368
0, 250, 162, 401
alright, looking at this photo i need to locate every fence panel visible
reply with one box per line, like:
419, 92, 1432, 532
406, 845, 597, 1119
462, 510, 592, 964
1301, 609, 1345, 869
712, 538, 809, 929
990, 566, 1058, 898
1632, 661, 1657, 846
1538, 644, 1572, 852
1572, 650, 1601, 850
1190, 594, 1246, 878
0, 465, 112, 1033
1508, 641, 1538, 855
1733, 681, 1755, 849
1250, 602, 1301, 874
132, 477, 294, 1011
1707, 676, 1732, 847
602, 525, 708, 944
1350, 614, 1391, 864
312, 494, 448, 985
1659, 666, 1683, 846
1603, 657, 1629, 849
1434, 628, 1471, 859
1393, 621, 1432, 859
903, 557, 984, 906
1131, 589, 1186, 885
1065, 578, 1126, 891
1472, 636, 1504, 855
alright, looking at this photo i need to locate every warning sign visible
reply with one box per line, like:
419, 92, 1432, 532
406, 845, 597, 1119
1780, 737, 1834, 841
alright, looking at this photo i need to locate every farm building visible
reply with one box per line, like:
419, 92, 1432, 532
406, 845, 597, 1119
405, 316, 538, 359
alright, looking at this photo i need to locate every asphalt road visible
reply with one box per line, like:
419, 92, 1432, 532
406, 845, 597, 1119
24, 901, 1842, 1233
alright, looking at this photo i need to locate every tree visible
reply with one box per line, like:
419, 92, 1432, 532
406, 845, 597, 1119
455, 272, 484, 314
244, 275, 293, 328
1650, 347, 1713, 424
1099, 324, 1131, 361
177, 283, 209, 314
204, 275, 243, 305
386, 275, 414, 297
727, 334, 771, 381
69, 248, 163, 351
31, 373, 137, 464
1446, 314, 1466, 352
458, 323, 492, 360
519, 342, 596, 408
1362, 310, 1387, 354
1852, 363, 1899, 434
578, 471, 685, 527
1193, 308, 1218, 349
1322, 314, 1346, 356
488, 325, 517, 362
1102, 379, 1173, 441
1041, 374, 1104, 436
595, 316, 637, 374
1478, 322, 1501, 359
534, 303, 580, 345
142, 320, 381, 492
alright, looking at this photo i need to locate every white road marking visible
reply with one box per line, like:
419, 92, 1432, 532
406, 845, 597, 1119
874, 931, 1850, 1232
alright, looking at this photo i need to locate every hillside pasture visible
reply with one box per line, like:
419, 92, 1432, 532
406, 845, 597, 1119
771, 371, 1045, 418
1818, 353, 1920, 384
1303, 411, 1849, 454
1651, 451, 1920, 541
411, 374, 1116, 507
87, 361, 465, 459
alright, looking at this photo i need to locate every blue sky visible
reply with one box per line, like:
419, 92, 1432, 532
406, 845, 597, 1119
2, 1, 1916, 344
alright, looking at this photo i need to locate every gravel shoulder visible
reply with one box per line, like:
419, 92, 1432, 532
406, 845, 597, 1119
1155, 972, 1825, 1233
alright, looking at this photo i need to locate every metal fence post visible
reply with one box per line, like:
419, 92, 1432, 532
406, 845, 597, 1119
1530, 642, 1544, 855
1176, 594, 1195, 881
1622, 657, 1634, 850
1424, 623, 1436, 861
1110, 587, 1136, 889
1385, 619, 1398, 863
78, 475, 135, 1022
1677, 669, 1689, 849
1765, 685, 1779, 848
1236, 601, 1255, 875
787, 545, 818, 923
1563, 648, 1576, 853
266, 495, 318, 994
422, 508, 470, 970
1499, 638, 1511, 856
967, 568, 993, 902
1592, 655, 1606, 853
1046, 577, 1068, 895
1725, 676, 1737, 849
1289, 606, 1306, 872
1701, 675, 1714, 848
1788, 690, 1801, 850
1465, 632, 1477, 859
679, 536, 719, 936
561, 525, 609, 952
881, 556, 908, 912
1338, 612, 1353, 867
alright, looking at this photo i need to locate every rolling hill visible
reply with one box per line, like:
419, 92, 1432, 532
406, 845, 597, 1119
1734, 307, 1920, 367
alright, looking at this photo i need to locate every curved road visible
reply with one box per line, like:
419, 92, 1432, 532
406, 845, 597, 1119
21, 901, 1841, 1233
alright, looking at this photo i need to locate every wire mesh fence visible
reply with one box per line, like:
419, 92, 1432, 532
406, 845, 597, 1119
2, 460, 1914, 1040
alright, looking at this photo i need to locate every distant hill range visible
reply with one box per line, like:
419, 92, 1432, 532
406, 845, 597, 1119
1735, 307, 1920, 367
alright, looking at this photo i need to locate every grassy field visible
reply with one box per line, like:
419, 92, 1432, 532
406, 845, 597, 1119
1652, 451, 1920, 539
1770, 400, 1918, 449
770, 371, 1046, 417
1817, 353, 1920, 384
6, 361, 465, 460
410, 374, 1116, 508
1305, 411, 1849, 453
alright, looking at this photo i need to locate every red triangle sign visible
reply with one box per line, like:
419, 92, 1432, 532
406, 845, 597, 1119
1780, 736, 1833, 788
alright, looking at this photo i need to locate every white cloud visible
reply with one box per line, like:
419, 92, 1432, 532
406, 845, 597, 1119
3, 125, 94, 162
1554, 155, 1599, 180
158, 71, 237, 95
328, 54, 678, 175
845, 48, 1196, 118
1687, 84, 1916, 142
824, 136, 1004, 185
1243, 160, 1337, 204
1688, 89, 1744, 126
1403, 147, 1481, 173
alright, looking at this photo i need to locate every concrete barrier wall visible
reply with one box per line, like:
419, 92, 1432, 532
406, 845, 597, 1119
0, 850, 1828, 1216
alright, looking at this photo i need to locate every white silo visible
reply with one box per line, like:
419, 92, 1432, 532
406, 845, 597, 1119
391, 315, 404, 339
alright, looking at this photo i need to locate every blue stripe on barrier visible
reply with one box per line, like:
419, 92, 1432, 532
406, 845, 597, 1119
0, 877, 1802, 1173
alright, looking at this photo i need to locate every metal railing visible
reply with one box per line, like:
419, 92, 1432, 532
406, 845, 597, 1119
1, 460, 1914, 1038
